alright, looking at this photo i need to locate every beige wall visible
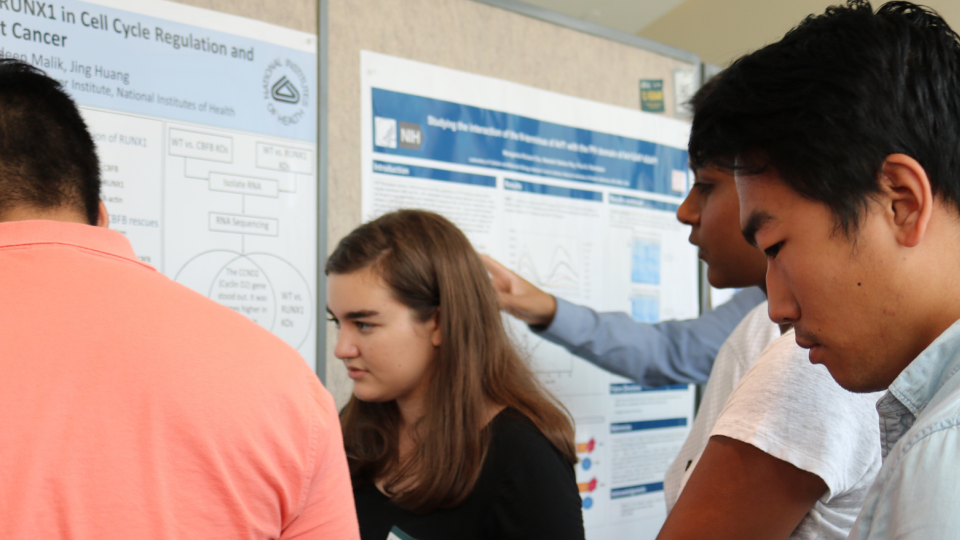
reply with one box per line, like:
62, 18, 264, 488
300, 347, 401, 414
168, 0, 317, 33
639, 0, 960, 67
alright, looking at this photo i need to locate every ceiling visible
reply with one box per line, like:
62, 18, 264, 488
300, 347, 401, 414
521, 0, 686, 34
524, 0, 960, 67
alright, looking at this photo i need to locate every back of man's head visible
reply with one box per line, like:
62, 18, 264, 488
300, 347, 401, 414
0, 59, 100, 225
690, 0, 960, 236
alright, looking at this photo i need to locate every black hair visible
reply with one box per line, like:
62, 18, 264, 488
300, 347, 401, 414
686, 72, 723, 171
0, 59, 100, 224
689, 72, 722, 119
689, 0, 960, 235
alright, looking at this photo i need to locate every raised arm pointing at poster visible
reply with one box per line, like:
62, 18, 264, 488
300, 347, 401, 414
482, 254, 764, 387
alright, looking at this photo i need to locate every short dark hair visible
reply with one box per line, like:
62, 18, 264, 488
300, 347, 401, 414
689, 72, 722, 120
689, 0, 960, 235
686, 72, 723, 171
0, 59, 100, 224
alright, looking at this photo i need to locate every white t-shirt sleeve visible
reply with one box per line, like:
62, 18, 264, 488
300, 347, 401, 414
709, 330, 881, 502
665, 302, 780, 511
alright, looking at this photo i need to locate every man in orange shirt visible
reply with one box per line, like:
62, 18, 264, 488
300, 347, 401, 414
0, 59, 359, 539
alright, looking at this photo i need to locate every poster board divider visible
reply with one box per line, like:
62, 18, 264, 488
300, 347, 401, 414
317, 0, 331, 383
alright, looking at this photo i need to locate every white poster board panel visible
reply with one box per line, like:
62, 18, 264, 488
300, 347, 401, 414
361, 51, 699, 540
0, 0, 318, 370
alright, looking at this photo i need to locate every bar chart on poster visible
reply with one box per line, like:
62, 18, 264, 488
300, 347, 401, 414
361, 51, 699, 540
0, 0, 319, 369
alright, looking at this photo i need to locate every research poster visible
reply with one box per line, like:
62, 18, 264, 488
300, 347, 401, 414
0, 0, 319, 370
361, 51, 699, 539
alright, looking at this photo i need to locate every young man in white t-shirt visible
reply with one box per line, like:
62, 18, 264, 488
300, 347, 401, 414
660, 160, 780, 512
652, 79, 883, 539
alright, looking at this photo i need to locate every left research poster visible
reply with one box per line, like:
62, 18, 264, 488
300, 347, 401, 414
0, 0, 319, 370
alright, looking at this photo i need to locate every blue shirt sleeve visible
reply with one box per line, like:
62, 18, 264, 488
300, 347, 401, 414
533, 287, 765, 387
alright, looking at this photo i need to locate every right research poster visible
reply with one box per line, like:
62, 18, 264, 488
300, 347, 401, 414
360, 51, 700, 539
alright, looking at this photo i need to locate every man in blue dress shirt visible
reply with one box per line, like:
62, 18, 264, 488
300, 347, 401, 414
691, 1, 960, 537
482, 254, 764, 387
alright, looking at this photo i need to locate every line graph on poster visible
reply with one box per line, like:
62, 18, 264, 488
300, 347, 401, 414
175, 251, 313, 350
517, 244, 579, 290
506, 235, 593, 301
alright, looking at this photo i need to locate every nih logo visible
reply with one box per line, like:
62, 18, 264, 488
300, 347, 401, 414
374, 117, 423, 150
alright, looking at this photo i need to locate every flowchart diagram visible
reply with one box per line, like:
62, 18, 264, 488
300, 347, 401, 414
83, 106, 318, 365
164, 125, 317, 356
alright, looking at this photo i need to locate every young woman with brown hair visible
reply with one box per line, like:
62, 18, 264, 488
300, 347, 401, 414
326, 209, 585, 540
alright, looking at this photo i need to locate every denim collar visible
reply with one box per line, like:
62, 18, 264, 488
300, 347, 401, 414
888, 318, 960, 418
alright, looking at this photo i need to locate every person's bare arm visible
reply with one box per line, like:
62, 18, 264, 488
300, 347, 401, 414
481, 254, 557, 326
656, 435, 827, 540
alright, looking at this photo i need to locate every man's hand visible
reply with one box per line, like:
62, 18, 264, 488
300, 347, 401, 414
480, 254, 558, 327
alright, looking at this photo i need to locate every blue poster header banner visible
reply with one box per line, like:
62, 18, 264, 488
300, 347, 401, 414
611, 481, 664, 499
373, 160, 495, 188
371, 88, 688, 195
504, 178, 602, 202
610, 383, 688, 394
609, 193, 678, 213
0, 0, 316, 141
610, 418, 688, 433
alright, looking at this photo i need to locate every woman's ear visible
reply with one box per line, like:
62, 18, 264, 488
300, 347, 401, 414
430, 310, 442, 347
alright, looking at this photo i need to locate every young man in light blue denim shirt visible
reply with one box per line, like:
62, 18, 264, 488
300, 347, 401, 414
689, 1, 960, 538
